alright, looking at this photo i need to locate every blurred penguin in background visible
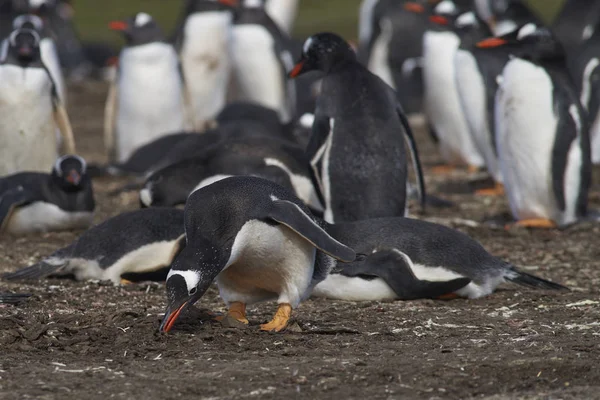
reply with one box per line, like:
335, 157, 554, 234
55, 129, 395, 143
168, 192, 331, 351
265, 0, 299, 35
552, 0, 600, 57
105, 13, 191, 163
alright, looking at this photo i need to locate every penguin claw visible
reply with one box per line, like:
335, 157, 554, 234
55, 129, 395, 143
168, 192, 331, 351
260, 303, 292, 332
215, 302, 249, 324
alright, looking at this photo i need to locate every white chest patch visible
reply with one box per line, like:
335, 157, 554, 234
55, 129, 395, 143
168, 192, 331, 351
367, 17, 395, 89
6, 202, 93, 235
263, 158, 323, 211
265, 0, 298, 33
312, 274, 398, 301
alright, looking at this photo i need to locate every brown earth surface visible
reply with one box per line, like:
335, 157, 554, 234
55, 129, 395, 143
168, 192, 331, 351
1, 83, 600, 400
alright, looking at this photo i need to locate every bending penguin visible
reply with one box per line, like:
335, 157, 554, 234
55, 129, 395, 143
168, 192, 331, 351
0, 28, 75, 175
105, 12, 191, 163
0, 155, 94, 235
174, 0, 235, 129
313, 217, 567, 301
289, 32, 426, 223
3, 208, 185, 284
160, 176, 355, 333
478, 27, 592, 228
229, 0, 296, 123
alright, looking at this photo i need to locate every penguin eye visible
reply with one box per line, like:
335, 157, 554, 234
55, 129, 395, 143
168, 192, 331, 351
189, 287, 197, 295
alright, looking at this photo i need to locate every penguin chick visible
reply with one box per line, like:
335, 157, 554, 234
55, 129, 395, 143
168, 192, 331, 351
3, 208, 185, 284
0, 155, 94, 235
160, 176, 355, 333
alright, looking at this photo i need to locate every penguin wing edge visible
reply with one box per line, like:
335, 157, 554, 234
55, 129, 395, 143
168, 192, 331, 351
267, 199, 356, 262
397, 104, 426, 210
0, 186, 35, 233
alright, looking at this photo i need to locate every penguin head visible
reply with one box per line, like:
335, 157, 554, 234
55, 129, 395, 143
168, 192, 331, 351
6, 28, 40, 64
109, 12, 166, 46
289, 32, 356, 78
427, 0, 464, 28
12, 14, 44, 32
52, 155, 88, 189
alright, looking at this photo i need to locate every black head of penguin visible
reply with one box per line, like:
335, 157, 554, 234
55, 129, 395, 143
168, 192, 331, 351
5, 28, 41, 65
159, 176, 355, 332
12, 14, 44, 33
289, 32, 356, 78
109, 12, 166, 47
51, 155, 89, 191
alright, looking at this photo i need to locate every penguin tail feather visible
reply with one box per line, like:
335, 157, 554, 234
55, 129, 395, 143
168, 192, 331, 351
2, 260, 68, 281
0, 293, 32, 304
506, 267, 569, 291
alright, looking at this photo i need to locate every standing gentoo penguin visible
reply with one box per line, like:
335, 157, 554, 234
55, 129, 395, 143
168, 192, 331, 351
0, 28, 75, 175
0, 155, 94, 235
229, 0, 296, 123
423, 1, 486, 173
105, 12, 190, 163
3, 208, 185, 284
312, 217, 567, 301
11, 14, 67, 106
265, 0, 299, 34
478, 27, 592, 228
159, 176, 355, 333
289, 32, 426, 223
174, 0, 235, 130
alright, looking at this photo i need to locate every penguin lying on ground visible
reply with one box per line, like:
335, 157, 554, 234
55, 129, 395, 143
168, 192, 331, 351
312, 217, 567, 301
159, 176, 355, 333
0, 28, 75, 175
289, 32, 426, 223
478, 26, 592, 228
3, 208, 185, 284
0, 155, 94, 235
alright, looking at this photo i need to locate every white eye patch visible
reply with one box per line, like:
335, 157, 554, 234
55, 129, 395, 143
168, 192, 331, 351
135, 12, 152, 27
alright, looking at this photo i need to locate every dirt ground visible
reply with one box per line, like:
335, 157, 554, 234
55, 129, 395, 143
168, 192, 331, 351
1, 83, 600, 400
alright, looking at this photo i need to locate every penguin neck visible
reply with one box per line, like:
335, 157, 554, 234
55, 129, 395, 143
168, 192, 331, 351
326, 57, 359, 75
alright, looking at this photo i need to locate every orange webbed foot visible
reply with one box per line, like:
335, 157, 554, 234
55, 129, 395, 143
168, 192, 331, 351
260, 303, 292, 332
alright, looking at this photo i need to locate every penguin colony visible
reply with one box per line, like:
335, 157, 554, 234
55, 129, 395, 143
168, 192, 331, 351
2, 0, 598, 334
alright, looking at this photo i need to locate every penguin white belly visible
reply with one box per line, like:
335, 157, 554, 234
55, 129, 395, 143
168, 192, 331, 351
116, 44, 186, 162
455, 50, 502, 181
180, 12, 232, 125
6, 202, 93, 235
423, 31, 485, 167
312, 274, 398, 301
590, 114, 600, 164
40, 38, 66, 105
265, 0, 299, 34
230, 26, 288, 122
367, 17, 396, 89
263, 157, 323, 211
496, 59, 564, 223
216, 220, 315, 307
0, 66, 58, 175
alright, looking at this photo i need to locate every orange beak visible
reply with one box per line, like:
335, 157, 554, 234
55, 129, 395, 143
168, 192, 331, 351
109, 21, 128, 31
404, 2, 425, 13
217, 0, 238, 6
289, 60, 305, 78
66, 169, 81, 185
106, 56, 119, 67
161, 302, 188, 333
476, 37, 508, 48
429, 15, 449, 25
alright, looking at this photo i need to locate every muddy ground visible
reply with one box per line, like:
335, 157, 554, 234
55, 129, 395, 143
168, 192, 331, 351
1, 83, 599, 400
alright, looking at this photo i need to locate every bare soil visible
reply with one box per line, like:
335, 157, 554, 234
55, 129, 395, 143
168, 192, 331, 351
1, 83, 599, 400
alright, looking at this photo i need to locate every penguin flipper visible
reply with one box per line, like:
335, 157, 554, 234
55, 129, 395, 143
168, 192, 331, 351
0, 293, 31, 305
2, 259, 69, 281
53, 96, 76, 154
506, 266, 568, 291
339, 249, 471, 300
0, 187, 35, 234
306, 114, 331, 207
267, 199, 355, 262
396, 104, 426, 211
104, 80, 118, 161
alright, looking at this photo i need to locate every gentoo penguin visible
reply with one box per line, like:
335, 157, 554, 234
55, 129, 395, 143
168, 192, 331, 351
159, 176, 355, 333
0, 28, 75, 175
264, 0, 298, 34
11, 14, 66, 106
312, 217, 567, 301
230, 0, 296, 123
0, 155, 94, 235
423, 1, 486, 173
139, 132, 322, 211
478, 27, 592, 228
552, 0, 600, 55
473, 0, 542, 37
105, 12, 190, 163
289, 32, 426, 223
0, 293, 31, 305
174, 0, 235, 130
3, 208, 185, 284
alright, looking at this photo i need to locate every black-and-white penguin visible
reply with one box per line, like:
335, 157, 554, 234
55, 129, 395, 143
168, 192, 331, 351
3, 208, 185, 284
423, 1, 486, 173
265, 0, 298, 35
139, 133, 322, 211
312, 217, 567, 301
0, 155, 94, 235
105, 12, 191, 163
0, 28, 75, 175
552, 0, 600, 56
289, 32, 425, 223
159, 176, 355, 333
11, 14, 66, 106
479, 27, 592, 228
230, 0, 296, 124
174, 0, 235, 129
